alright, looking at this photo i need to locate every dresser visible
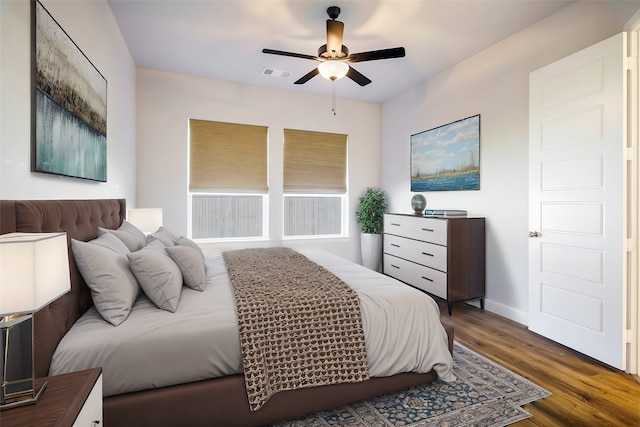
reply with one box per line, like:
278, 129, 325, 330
2, 368, 102, 427
383, 213, 485, 315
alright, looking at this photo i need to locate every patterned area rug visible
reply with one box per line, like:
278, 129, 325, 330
275, 342, 551, 427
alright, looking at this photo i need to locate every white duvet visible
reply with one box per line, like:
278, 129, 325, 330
50, 249, 454, 397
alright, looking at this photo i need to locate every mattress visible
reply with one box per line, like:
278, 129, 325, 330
49, 249, 454, 397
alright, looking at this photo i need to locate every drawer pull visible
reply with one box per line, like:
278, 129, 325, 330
421, 276, 434, 282
421, 252, 434, 257
390, 264, 400, 269
391, 243, 400, 248
421, 228, 434, 232
390, 223, 401, 226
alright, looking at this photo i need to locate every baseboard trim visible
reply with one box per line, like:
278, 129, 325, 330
481, 299, 529, 326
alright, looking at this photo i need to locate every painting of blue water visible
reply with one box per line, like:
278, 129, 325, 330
34, 0, 107, 181
411, 115, 480, 191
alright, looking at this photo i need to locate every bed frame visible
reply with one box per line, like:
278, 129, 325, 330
0, 199, 454, 427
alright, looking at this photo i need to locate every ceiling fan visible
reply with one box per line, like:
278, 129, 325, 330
262, 6, 405, 86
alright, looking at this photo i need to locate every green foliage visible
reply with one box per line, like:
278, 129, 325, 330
355, 188, 387, 234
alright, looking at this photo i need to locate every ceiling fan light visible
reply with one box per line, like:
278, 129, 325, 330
318, 60, 349, 81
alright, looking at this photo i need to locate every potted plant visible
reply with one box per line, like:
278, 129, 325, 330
355, 187, 387, 271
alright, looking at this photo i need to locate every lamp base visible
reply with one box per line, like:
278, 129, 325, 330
1, 313, 44, 410
0, 381, 47, 410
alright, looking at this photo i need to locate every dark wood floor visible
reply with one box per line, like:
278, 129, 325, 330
438, 300, 640, 427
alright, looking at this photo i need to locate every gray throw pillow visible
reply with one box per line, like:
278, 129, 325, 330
166, 245, 206, 291
72, 233, 140, 326
99, 220, 146, 252
147, 226, 179, 247
177, 236, 205, 261
127, 240, 183, 312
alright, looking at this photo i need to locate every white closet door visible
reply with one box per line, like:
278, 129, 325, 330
528, 33, 627, 369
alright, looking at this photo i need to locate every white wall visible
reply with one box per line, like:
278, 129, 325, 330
135, 68, 380, 262
0, 0, 136, 202
380, 1, 640, 324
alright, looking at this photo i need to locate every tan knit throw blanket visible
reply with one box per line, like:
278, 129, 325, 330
223, 247, 369, 411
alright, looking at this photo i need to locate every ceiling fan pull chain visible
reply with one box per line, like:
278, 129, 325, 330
332, 79, 337, 115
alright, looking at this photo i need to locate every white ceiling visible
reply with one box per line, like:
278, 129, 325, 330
108, 0, 574, 103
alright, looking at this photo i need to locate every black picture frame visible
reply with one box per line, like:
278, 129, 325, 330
32, 0, 107, 182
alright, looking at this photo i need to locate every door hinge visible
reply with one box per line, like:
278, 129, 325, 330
626, 56, 638, 70
624, 329, 634, 344
627, 238, 637, 252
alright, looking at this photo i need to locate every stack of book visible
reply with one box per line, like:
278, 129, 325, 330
423, 209, 467, 217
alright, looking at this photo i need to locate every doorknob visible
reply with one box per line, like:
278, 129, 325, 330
528, 231, 541, 238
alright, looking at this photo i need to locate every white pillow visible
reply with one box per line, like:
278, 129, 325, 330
166, 245, 206, 291
127, 240, 183, 312
72, 233, 140, 326
99, 220, 146, 252
147, 226, 179, 247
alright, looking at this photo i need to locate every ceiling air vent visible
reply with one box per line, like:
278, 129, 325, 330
262, 68, 292, 79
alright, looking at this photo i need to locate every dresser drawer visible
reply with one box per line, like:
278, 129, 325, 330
73, 374, 102, 427
383, 234, 448, 272
384, 214, 448, 245
384, 254, 447, 299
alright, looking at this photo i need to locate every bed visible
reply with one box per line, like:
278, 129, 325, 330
0, 199, 454, 427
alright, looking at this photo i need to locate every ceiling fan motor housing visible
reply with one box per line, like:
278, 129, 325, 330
318, 44, 349, 59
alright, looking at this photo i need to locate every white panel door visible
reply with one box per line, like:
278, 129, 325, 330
529, 33, 627, 369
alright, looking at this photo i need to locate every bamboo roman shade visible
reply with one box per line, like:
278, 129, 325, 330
189, 119, 268, 193
283, 129, 347, 194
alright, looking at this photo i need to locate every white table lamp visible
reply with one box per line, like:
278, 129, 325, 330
127, 208, 163, 234
0, 232, 71, 410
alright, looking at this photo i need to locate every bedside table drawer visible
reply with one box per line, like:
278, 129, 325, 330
384, 214, 448, 245
384, 254, 447, 299
73, 374, 102, 427
384, 234, 447, 272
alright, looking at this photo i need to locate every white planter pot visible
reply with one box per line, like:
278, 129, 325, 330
360, 232, 383, 272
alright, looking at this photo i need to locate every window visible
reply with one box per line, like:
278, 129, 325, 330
188, 119, 268, 240
283, 129, 348, 238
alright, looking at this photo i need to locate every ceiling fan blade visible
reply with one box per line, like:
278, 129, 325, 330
346, 66, 372, 86
294, 68, 320, 85
347, 47, 406, 63
326, 19, 344, 58
262, 48, 320, 61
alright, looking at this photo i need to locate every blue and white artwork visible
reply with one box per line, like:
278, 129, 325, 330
411, 115, 480, 191
34, 0, 107, 182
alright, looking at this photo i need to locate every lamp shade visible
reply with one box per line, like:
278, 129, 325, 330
318, 60, 349, 81
127, 208, 163, 233
0, 232, 71, 316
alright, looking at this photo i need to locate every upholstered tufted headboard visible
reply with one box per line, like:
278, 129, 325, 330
0, 199, 126, 377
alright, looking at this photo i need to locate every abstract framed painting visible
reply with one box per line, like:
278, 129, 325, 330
32, 0, 107, 182
411, 115, 480, 192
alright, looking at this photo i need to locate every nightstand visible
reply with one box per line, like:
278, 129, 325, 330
1, 368, 102, 427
